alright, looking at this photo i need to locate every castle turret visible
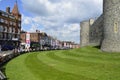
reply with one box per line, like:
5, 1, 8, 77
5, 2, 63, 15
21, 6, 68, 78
80, 20, 90, 47
101, 0, 120, 52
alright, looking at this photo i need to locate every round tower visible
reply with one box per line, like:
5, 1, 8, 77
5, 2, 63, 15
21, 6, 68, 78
101, 0, 120, 52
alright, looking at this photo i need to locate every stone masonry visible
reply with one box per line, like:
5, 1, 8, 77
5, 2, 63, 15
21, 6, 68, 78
89, 15, 103, 46
101, 0, 120, 52
80, 15, 103, 47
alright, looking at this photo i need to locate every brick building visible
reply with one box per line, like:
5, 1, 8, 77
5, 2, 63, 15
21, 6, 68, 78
20, 31, 47, 43
0, 2, 21, 50
20, 31, 48, 49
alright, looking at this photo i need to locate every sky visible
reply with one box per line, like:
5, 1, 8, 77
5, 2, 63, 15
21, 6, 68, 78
0, 0, 103, 44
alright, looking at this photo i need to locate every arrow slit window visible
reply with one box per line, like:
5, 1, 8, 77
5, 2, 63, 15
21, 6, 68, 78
114, 21, 118, 33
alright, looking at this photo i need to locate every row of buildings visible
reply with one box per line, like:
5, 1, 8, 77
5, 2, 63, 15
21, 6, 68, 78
0, 2, 79, 51
20, 30, 79, 50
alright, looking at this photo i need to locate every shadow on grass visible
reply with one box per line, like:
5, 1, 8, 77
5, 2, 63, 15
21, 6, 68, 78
0, 66, 8, 80
93, 46, 101, 49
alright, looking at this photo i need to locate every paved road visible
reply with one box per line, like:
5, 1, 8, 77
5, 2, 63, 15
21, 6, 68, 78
0, 51, 14, 57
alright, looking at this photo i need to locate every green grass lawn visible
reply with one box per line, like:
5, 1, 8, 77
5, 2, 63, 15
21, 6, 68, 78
4, 46, 120, 80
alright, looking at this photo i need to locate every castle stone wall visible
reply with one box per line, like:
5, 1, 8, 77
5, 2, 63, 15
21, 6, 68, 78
80, 15, 103, 47
101, 0, 120, 52
89, 15, 104, 46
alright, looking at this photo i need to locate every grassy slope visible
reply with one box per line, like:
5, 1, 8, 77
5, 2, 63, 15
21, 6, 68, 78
5, 46, 120, 80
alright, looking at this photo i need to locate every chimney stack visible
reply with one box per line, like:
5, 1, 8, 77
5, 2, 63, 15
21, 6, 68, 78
6, 7, 10, 13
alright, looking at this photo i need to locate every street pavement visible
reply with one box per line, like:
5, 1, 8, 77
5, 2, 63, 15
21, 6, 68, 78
0, 51, 14, 57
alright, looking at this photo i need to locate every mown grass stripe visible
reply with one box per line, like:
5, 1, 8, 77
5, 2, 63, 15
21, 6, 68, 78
25, 53, 94, 80
46, 52, 106, 68
55, 50, 120, 64
46, 51, 120, 73
37, 52, 112, 80
60, 48, 120, 63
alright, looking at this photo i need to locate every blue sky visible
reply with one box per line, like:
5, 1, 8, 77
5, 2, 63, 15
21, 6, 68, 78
0, 0, 103, 44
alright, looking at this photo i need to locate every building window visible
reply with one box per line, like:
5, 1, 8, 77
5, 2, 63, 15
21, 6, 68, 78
0, 12, 2, 15
0, 25, 3, 32
4, 27, 7, 32
5, 27, 7, 32
8, 33, 12, 39
18, 18, 21, 21
9, 16, 15, 19
13, 22, 16, 26
10, 21, 12, 25
5, 14, 8, 17
18, 23, 21, 27
0, 33, 2, 39
18, 29, 20, 34
12, 28, 15, 33
5, 20, 8, 24
9, 27, 12, 33
4, 33, 7, 39
17, 35, 20, 39
0, 18, 4, 23
2, 13, 5, 16
12, 34, 15, 38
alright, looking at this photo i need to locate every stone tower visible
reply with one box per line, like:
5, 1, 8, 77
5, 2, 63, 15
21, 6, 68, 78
101, 0, 120, 52
80, 20, 90, 47
80, 19, 94, 47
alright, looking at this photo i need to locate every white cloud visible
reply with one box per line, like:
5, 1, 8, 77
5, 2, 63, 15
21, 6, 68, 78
21, 0, 103, 43
22, 15, 32, 25
29, 24, 39, 32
